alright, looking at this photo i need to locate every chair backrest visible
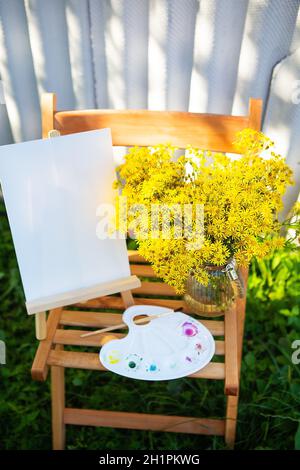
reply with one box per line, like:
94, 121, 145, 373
42, 93, 262, 153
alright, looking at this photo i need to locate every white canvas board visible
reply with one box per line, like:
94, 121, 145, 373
0, 129, 130, 312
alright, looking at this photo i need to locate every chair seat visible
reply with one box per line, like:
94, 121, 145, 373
34, 282, 227, 440
32, 250, 232, 388
48, 349, 225, 380
31, 250, 239, 446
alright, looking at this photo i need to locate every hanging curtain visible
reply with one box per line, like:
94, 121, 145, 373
0, 0, 299, 213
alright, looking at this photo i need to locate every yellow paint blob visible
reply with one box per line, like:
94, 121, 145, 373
107, 350, 121, 364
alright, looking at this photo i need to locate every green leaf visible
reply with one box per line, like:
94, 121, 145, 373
245, 352, 255, 369
275, 266, 290, 283
269, 284, 285, 301
271, 254, 282, 271
279, 305, 299, 317
72, 377, 83, 387
292, 305, 300, 316
280, 309, 293, 317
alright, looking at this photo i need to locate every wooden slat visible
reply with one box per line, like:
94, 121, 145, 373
48, 350, 225, 379
59, 310, 225, 336
53, 329, 225, 355
31, 308, 62, 381
75, 295, 185, 311
127, 250, 146, 263
54, 329, 123, 347
133, 281, 177, 296
248, 98, 263, 131
224, 304, 239, 396
215, 342, 224, 355
201, 320, 224, 336
60, 310, 123, 328
130, 264, 156, 277
64, 408, 225, 435
54, 109, 250, 153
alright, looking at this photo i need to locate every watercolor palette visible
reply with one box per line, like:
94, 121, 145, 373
99, 305, 215, 381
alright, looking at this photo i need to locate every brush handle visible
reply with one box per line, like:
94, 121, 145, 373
80, 310, 175, 338
123, 306, 173, 328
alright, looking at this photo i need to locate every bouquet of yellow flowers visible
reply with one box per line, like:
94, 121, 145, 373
115, 129, 293, 294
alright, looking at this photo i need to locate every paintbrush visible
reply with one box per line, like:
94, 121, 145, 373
80, 307, 183, 338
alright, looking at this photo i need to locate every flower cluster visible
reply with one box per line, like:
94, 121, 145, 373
115, 129, 293, 293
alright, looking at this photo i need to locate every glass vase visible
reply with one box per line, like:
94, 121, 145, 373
184, 264, 235, 317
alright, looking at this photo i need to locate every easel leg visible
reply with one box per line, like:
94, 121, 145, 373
35, 312, 47, 340
51, 348, 65, 450
121, 290, 135, 307
225, 395, 239, 449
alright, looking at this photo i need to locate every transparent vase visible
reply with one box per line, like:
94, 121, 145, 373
184, 264, 235, 317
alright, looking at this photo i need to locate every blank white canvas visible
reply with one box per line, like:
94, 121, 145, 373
0, 129, 130, 308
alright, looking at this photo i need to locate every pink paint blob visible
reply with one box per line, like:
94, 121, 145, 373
182, 322, 198, 337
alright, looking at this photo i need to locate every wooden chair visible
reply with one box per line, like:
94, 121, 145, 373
31, 93, 262, 450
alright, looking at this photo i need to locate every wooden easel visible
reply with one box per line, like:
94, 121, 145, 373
31, 93, 262, 449
32, 128, 139, 341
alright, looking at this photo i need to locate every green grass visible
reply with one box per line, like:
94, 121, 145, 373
0, 200, 300, 450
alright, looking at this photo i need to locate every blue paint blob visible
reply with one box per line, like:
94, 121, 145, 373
149, 364, 157, 372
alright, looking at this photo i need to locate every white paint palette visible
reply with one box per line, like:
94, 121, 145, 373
100, 306, 215, 381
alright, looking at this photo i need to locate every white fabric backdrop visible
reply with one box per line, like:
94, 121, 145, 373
0, 0, 299, 213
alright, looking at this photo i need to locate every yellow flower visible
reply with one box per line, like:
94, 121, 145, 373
115, 130, 293, 293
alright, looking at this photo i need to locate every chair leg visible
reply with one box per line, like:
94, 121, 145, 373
51, 362, 65, 450
225, 395, 239, 449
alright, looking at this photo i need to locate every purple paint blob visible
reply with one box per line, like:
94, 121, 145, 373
182, 322, 198, 337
